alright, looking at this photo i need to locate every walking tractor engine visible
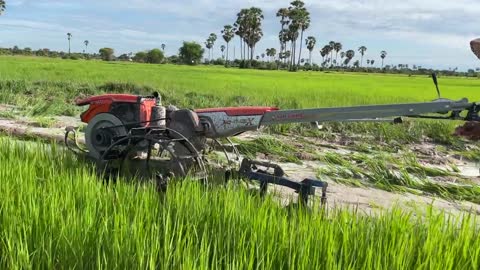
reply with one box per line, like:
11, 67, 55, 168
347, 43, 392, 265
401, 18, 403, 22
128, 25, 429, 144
65, 74, 480, 206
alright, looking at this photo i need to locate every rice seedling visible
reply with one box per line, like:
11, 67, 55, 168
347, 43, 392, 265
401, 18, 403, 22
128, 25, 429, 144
0, 137, 479, 269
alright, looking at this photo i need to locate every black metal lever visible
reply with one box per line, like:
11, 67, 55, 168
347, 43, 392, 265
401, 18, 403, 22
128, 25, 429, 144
432, 73, 441, 99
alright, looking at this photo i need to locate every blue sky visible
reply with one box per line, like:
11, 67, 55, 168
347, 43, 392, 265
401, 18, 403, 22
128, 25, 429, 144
1, 0, 479, 70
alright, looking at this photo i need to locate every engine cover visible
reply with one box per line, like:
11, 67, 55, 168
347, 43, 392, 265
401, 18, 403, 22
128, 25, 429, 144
76, 94, 156, 128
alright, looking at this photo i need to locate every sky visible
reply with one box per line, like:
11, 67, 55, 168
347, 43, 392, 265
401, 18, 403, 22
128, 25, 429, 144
1, 0, 479, 70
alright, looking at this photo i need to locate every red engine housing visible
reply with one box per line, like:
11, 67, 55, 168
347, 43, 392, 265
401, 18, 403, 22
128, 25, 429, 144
76, 94, 156, 126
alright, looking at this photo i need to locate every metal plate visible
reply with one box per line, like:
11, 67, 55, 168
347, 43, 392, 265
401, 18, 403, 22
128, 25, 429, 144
85, 113, 127, 159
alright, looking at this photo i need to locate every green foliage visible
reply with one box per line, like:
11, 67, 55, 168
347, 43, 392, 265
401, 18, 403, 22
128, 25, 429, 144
146, 48, 164, 64
98, 47, 115, 61
133, 51, 147, 62
178, 41, 204, 65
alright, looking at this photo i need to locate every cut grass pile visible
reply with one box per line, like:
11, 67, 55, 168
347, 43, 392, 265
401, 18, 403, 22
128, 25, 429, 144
0, 138, 479, 269
319, 152, 480, 203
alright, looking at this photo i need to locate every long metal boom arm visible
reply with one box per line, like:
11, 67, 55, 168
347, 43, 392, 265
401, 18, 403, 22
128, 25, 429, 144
260, 99, 478, 126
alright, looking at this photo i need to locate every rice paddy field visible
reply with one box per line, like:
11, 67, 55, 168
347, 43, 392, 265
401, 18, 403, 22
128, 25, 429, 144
0, 55, 480, 269
1, 55, 480, 112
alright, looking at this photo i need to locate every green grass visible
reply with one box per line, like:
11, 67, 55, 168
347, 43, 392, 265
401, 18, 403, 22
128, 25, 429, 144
0, 138, 479, 269
1, 55, 480, 110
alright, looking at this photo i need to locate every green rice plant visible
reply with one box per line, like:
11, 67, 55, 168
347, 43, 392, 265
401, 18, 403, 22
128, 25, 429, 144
0, 137, 479, 269
234, 136, 303, 163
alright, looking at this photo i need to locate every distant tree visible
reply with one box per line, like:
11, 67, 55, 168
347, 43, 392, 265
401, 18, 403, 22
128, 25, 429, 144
0, 0, 5, 14
380, 50, 387, 68
345, 49, 355, 67
118, 54, 130, 61
23, 47, 32, 55
167, 55, 179, 64
340, 51, 346, 65
161, 44, 166, 52
358, 46, 367, 67
334, 42, 342, 66
367, 59, 370, 65
256, 55, 260, 60
179, 41, 204, 65
266, 48, 277, 62
320, 46, 328, 64
99, 47, 114, 61
146, 49, 164, 64
221, 24, 235, 63
276, 8, 290, 64
67, 33, 72, 55
133, 51, 147, 62
261, 53, 265, 60
220, 45, 226, 59
204, 40, 213, 61
278, 29, 289, 64
84, 40, 89, 54
328, 41, 335, 64
288, 0, 310, 67
371, 59, 375, 66
208, 33, 217, 59
353, 60, 360, 68
244, 7, 264, 62
305, 36, 316, 64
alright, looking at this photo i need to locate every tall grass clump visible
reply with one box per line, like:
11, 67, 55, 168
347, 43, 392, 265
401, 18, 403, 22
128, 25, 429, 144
0, 137, 479, 269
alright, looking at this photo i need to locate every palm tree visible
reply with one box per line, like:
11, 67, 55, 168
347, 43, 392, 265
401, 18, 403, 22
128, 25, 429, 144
340, 51, 346, 66
220, 45, 226, 59
208, 33, 217, 59
266, 48, 277, 62
345, 49, 355, 67
328, 41, 335, 64
243, 7, 264, 62
358, 46, 367, 67
371, 60, 375, 66
305, 36, 316, 65
295, 8, 310, 67
278, 29, 290, 65
334, 42, 342, 66
221, 25, 235, 63
161, 44, 166, 52
205, 40, 213, 61
261, 53, 265, 61
67, 33, 72, 55
84, 40, 89, 54
0, 0, 5, 14
287, 0, 310, 69
320, 45, 331, 66
234, 9, 248, 61
276, 8, 290, 63
270, 48, 277, 62
380, 51, 387, 68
